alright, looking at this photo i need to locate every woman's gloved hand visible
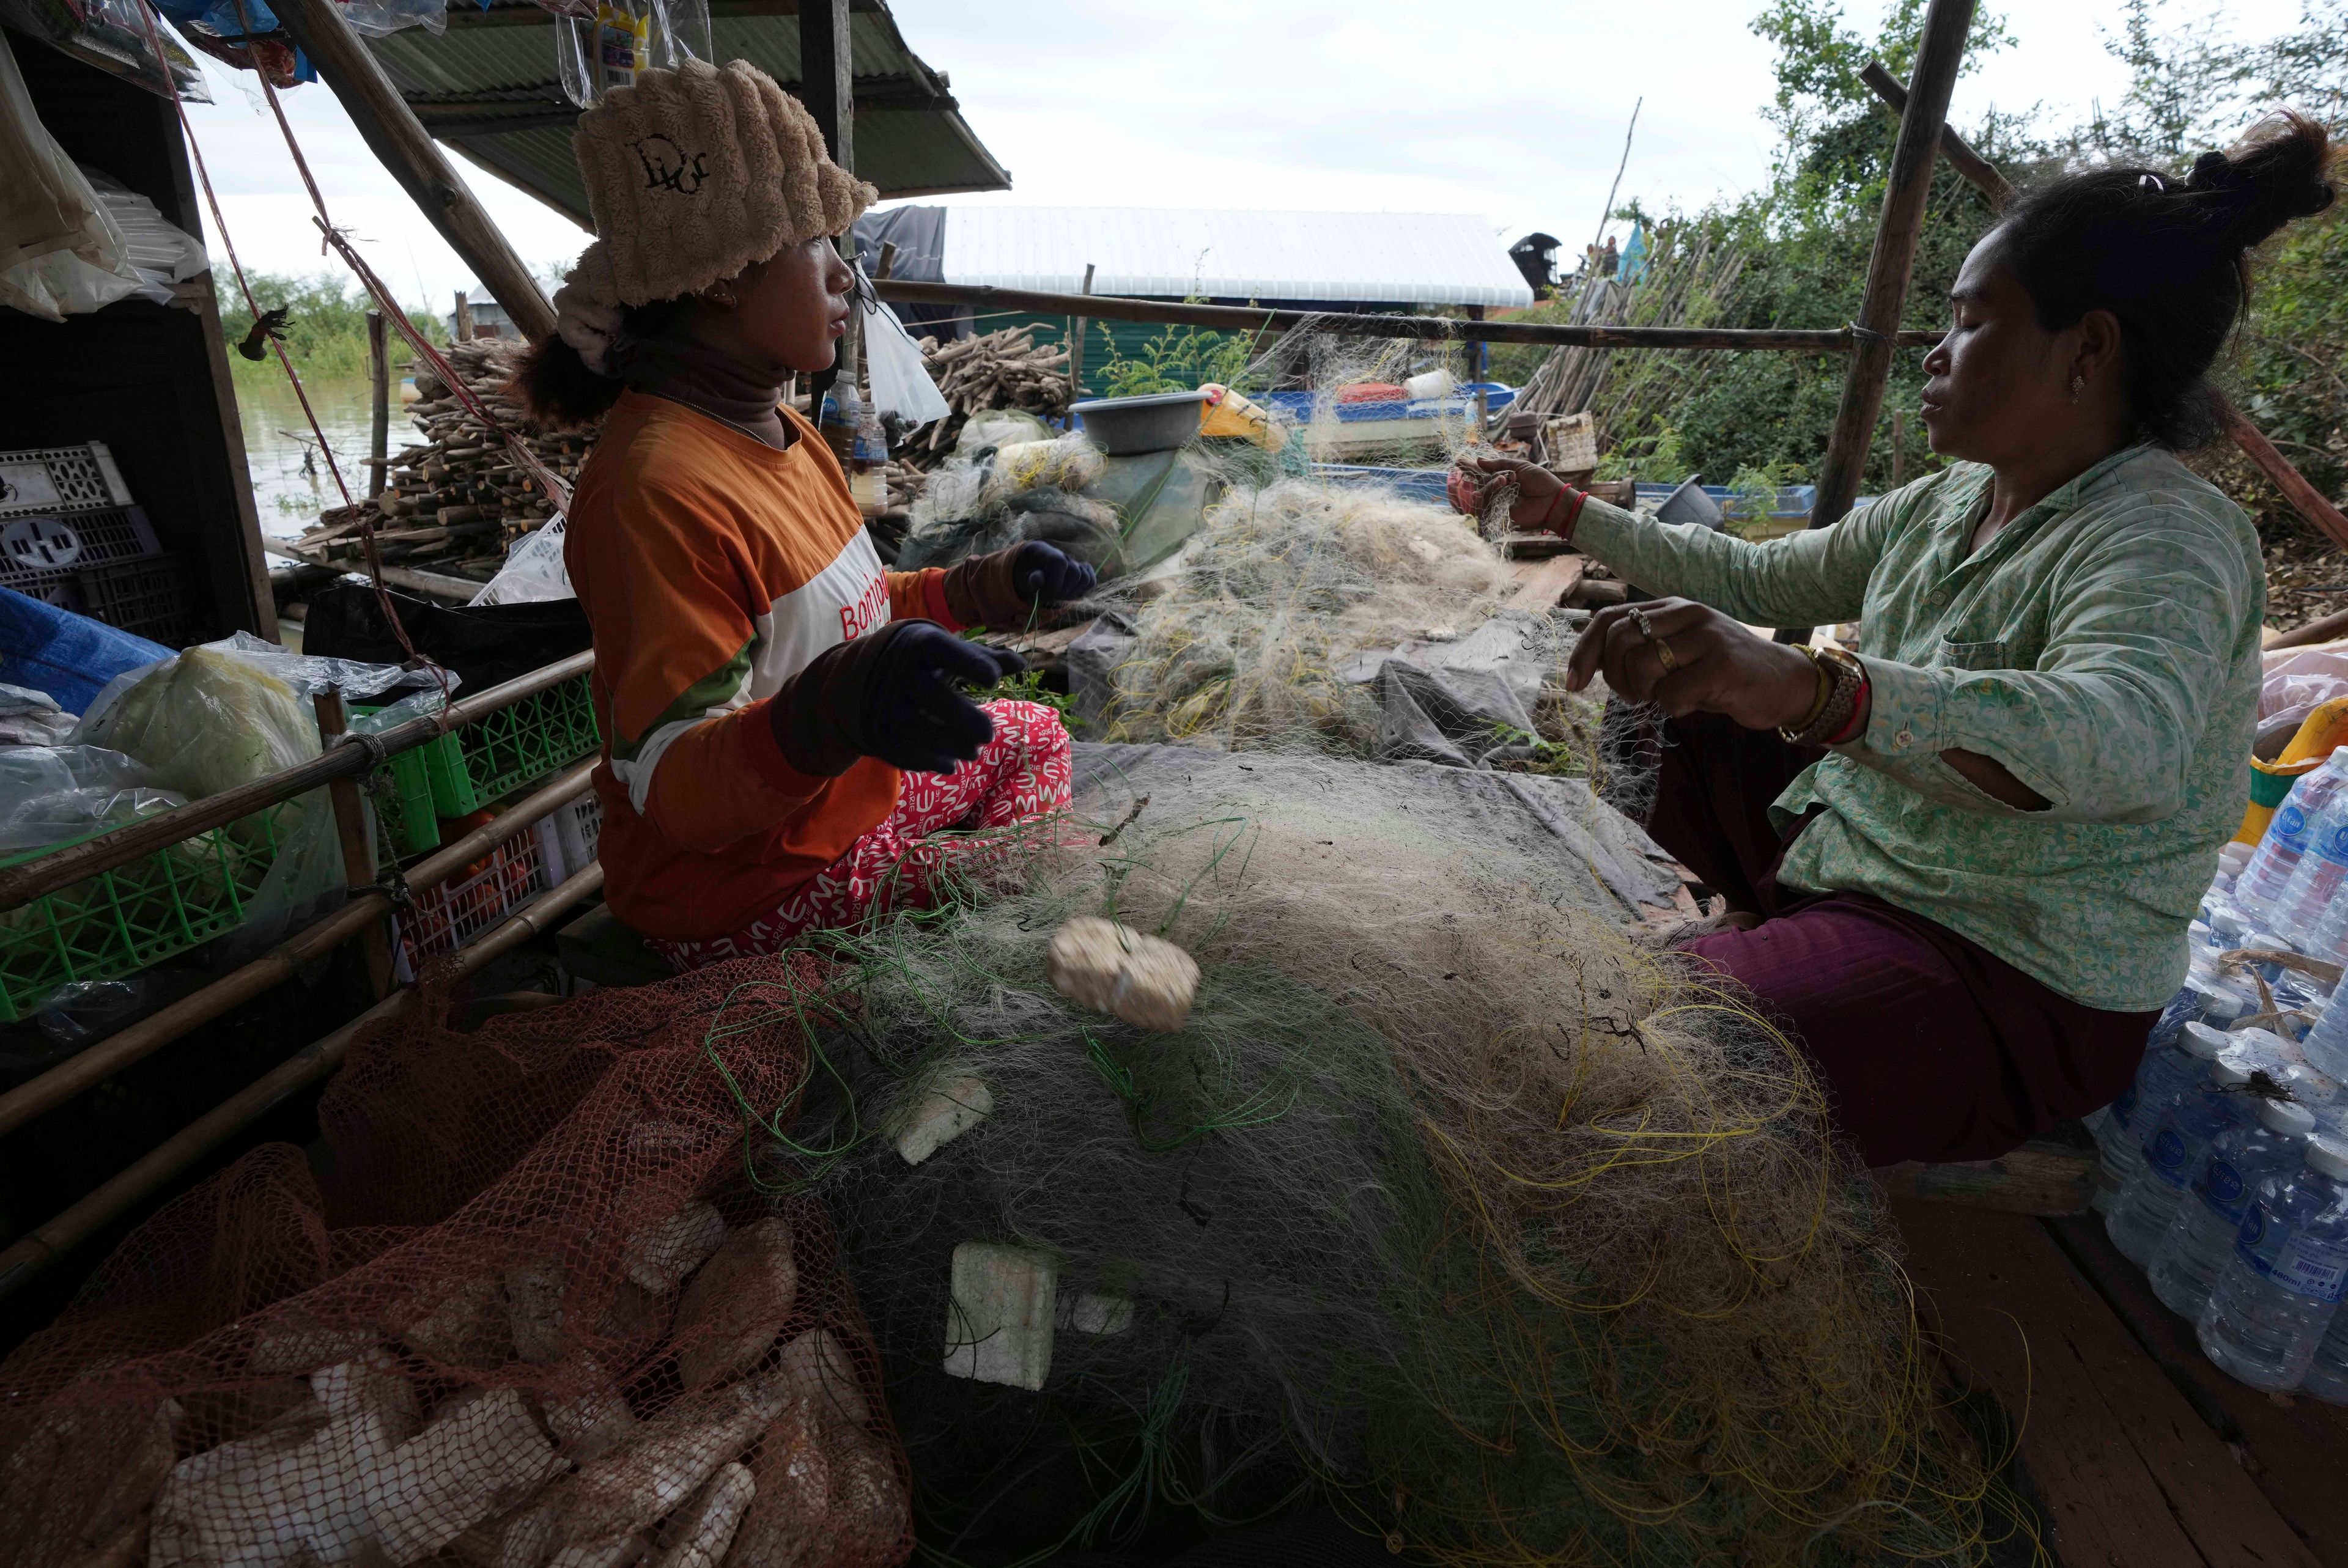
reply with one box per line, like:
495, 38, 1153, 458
772, 620, 1027, 776
942, 542, 1100, 629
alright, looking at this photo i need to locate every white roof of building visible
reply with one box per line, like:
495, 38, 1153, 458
935, 207, 1534, 309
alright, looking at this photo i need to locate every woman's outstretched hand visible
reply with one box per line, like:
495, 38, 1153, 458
1447, 454, 1570, 531
1565, 597, 1824, 732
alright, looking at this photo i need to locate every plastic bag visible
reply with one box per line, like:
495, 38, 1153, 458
861, 280, 952, 429
2262, 644, 2348, 732
0, 744, 183, 853
338, 0, 448, 36
0, 33, 144, 323
68, 641, 369, 960
75, 644, 322, 800
76, 629, 449, 743
956, 409, 1053, 457
468, 516, 576, 606
0, 683, 73, 746
555, 0, 711, 106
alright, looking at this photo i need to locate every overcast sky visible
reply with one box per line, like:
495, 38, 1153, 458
174, 0, 2308, 311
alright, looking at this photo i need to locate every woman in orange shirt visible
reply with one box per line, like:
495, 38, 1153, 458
514, 59, 1091, 968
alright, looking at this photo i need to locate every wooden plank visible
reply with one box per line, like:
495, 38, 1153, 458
1507, 553, 1586, 612
2045, 1214, 2348, 1566
1892, 1198, 2321, 1568
1875, 1138, 2096, 1216
875, 279, 1940, 353
274, 0, 556, 342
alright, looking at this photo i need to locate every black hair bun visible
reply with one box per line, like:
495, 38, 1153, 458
2195, 110, 2337, 251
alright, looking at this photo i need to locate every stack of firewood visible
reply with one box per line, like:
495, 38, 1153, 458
909, 326, 1072, 457
296, 340, 588, 572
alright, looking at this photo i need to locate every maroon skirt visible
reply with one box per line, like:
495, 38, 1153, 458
1642, 711, 2156, 1167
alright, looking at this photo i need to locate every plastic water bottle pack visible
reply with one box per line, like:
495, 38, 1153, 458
2147, 1095, 2316, 1321
2272, 790, 2348, 951
2108, 1049, 2262, 1267
2198, 1133, 2348, 1393
2097, 1006, 2248, 1211
2236, 751, 2348, 921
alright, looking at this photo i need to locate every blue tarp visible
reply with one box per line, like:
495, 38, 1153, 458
0, 588, 171, 716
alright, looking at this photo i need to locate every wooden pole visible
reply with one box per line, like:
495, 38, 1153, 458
799, 0, 854, 171
1892, 407, 1907, 489
1811, 0, 1977, 541
452, 289, 474, 344
1859, 60, 2015, 207
2266, 602, 2348, 650
1468, 304, 1488, 429
271, 0, 556, 342
2224, 403, 2348, 551
1069, 261, 1095, 403
1859, 58, 2348, 551
365, 309, 389, 501
311, 689, 395, 999
874, 279, 1936, 352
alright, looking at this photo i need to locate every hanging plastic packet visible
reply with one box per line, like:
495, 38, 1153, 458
554, 0, 712, 108
855, 263, 952, 430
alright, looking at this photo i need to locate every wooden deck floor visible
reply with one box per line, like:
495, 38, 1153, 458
1893, 1196, 2348, 1567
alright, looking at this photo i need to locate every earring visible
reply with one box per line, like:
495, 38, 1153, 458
705, 285, 737, 309
2069, 373, 2085, 403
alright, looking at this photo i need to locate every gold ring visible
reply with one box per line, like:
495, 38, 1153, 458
1654, 638, 1680, 674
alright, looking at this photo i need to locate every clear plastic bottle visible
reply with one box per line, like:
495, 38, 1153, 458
2300, 985, 2348, 1083
2198, 1133, 2348, 1391
2215, 839, 2254, 896
2274, 793, 2348, 949
2296, 878, 2348, 967
2149, 1095, 2316, 1320
2110, 1052, 2261, 1267
2099, 1016, 2240, 1211
2237, 751, 2348, 921
2306, 1268, 2348, 1403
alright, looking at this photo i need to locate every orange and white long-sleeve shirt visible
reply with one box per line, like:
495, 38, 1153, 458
565, 391, 957, 941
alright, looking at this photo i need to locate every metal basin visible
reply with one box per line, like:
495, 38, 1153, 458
1069, 391, 1207, 455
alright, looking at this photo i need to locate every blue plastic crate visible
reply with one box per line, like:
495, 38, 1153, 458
1310, 465, 1450, 505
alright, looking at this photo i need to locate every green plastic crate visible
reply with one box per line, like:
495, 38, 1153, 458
354, 701, 461, 858
425, 674, 601, 815
0, 802, 293, 1023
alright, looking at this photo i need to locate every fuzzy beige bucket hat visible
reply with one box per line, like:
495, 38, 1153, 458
564, 57, 876, 308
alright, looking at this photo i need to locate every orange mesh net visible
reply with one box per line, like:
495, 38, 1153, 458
0, 954, 909, 1568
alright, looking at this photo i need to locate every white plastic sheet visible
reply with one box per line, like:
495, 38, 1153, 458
861, 280, 952, 429
469, 517, 577, 606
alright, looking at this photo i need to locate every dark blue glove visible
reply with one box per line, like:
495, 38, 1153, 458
772, 620, 1027, 776
1011, 540, 1098, 605
942, 542, 1098, 628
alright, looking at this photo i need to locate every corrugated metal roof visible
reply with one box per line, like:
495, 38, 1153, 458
363, 0, 1010, 229
937, 207, 1535, 309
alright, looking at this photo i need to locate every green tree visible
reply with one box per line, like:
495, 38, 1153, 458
226, 271, 446, 385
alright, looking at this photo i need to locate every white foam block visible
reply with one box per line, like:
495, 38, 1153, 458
942, 1241, 1058, 1391
896, 1077, 995, 1166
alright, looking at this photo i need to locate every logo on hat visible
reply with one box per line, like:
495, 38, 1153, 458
631, 134, 710, 194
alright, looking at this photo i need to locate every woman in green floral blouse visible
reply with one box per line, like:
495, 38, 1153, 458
1457, 112, 2336, 1165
